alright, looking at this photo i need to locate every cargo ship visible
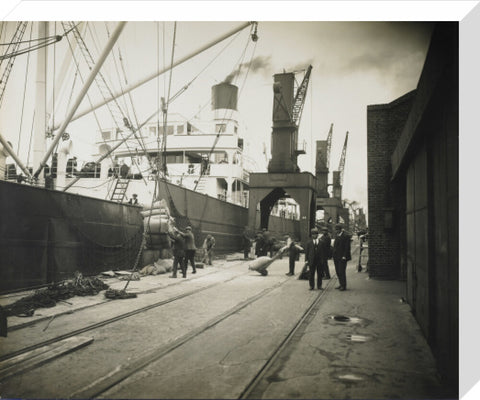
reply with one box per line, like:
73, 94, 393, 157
0, 21, 301, 292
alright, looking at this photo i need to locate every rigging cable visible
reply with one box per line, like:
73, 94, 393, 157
157, 21, 165, 177
0, 23, 79, 61
121, 21, 172, 291
106, 22, 135, 135
64, 21, 143, 188
0, 23, 78, 46
161, 22, 177, 176
51, 22, 56, 141
26, 111, 35, 169
104, 21, 150, 183
61, 23, 117, 172
193, 27, 254, 192
189, 31, 246, 121
17, 23, 34, 155
77, 21, 149, 184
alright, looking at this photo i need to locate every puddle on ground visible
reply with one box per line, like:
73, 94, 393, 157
346, 334, 371, 342
329, 315, 363, 324
332, 315, 350, 322
337, 373, 365, 381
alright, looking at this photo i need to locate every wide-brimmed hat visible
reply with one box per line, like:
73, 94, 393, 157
185, 226, 192, 231
311, 228, 319, 234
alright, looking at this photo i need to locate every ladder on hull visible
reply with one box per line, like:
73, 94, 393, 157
111, 178, 129, 202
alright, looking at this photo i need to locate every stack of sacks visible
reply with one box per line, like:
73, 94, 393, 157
141, 199, 175, 248
141, 199, 174, 232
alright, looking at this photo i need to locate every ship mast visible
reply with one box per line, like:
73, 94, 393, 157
49, 21, 256, 132
33, 21, 127, 180
32, 21, 48, 185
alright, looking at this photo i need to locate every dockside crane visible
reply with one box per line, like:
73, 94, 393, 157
291, 65, 312, 129
326, 123, 333, 170
332, 131, 349, 200
338, 130, 349, 187
268, 64, 312, 172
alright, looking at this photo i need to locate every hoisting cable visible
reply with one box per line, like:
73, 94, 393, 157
82, 22, 150, 184
193, 25, 255, 192
16, 23, 34, 155
119, 22, 179, 295
0, 23, 79, 60
61, 23, 118, 173
161, 22, 177, 176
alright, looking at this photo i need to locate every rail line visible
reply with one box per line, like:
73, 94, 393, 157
239, 275, 337, 399
79, 274, 337, 399
0, 263, 250, 363
2, 260, 341, 400
70, 276, 294, 399
5, 262, 235, 333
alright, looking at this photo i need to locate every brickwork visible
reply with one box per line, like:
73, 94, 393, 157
366, 92, 415, 278
366, 23, 458, 393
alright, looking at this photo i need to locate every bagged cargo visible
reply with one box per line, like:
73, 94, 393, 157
140, 208, 168, 217
248, 256, 273, 276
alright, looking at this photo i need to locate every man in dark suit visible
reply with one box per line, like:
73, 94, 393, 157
320, 228, 332, 279
304, 228, 326, 291
332, 223, 352, 291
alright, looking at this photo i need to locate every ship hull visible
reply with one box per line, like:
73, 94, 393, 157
157, 179, 301, 252
0, 180, 144, 292
1, 179, 300, 292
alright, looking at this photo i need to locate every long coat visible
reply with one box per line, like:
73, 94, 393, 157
305, 238, 327, 266
168, 231, 186, 258
332, 232, 352, 261
320, 233, 332, 259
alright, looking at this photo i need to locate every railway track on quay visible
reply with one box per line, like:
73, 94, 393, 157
0, 263, 249, 362
0, 257, 338, 399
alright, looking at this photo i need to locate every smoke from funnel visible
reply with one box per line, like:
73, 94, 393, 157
224, 55, 272, 83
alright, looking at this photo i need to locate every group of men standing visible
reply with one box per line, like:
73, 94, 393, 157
245, 223, 352, 291
304, 224, 351, 291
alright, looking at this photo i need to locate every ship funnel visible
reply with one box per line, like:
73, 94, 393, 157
212, 82, 238, 111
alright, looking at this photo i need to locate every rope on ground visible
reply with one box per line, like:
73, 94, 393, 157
3, 273, 109, 318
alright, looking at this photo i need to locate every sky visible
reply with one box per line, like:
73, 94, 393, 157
0, 16, 435, 215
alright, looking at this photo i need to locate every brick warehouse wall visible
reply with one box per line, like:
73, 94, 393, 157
366, 92, 415, 279
367, 23, 458, 393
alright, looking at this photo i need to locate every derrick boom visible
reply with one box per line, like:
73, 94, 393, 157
291, 65, 312, 127
338, 131, 349, 186
326, 123, 333, 170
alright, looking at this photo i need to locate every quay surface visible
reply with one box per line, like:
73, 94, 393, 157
0, 241, 453, 399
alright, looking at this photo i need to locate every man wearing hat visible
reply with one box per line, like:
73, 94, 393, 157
128, 193, 138, 205
332, 224, 352, 291
178, 226, 197, 274
304, 227, 327, 290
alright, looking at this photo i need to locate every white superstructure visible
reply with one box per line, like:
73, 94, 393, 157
91, 109, 250, 206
